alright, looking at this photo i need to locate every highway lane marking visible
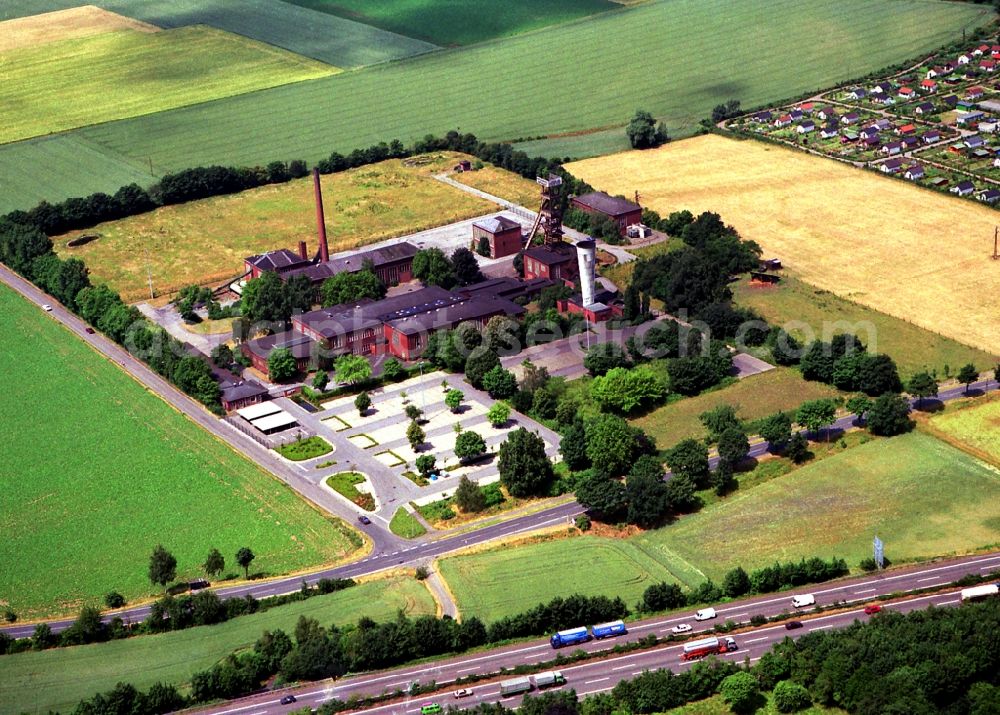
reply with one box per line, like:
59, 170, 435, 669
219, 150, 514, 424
744, 636, 769, 643
209, 703, 279, 715
585, 677, 610, 684
611, 663, 635, 671
632, 670, 645, 676
918, 576, 942, 582
854, 588, 876, 594
809, 624, 835, 631
731, 613, 748, 619
457, 666, 479, 673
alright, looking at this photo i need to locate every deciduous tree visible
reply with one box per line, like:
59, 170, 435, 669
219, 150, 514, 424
958, 363, 979, 393
236, 547, 255, 579
590, 366, 666, 413
412, 248, 455, 288
499, 428, 553, 497
335, 354, 372, 384
487, 402, 510, 427
482, 365, 517, 399
454, 430, 486, 463
203, 548, 225, 578
267, 348, 297, 383
454, 476, 487, 513
445, 388, 464, 413
149, 545, 177, 589
665, 438, 710, 489
354, 391, 371, 415
796, 398, 838, 439
451, 247, 484, 286
407, 420, 425, 451
321, 269, 385, 307
867, 393, 913, 436
906, 371, 938, 408
575, 473, 627, 522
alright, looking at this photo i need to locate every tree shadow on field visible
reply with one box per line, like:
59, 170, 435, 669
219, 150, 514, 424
912, 398, 945, 413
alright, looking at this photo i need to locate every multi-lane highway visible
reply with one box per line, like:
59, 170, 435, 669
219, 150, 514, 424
187, 551, 1000, 715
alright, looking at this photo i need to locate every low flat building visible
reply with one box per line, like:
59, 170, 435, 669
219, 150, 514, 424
284, 241, 418, 287
472, 216, 523, 258
221, 380, 269, 413
570, 192, 642, 236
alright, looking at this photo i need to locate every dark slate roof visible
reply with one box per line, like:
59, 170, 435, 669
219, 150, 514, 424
284, 241, 419, 283
905, 164, 925, 175
473, 215, 521, 233
246, 248, 310, 273
245, 331, 316, 361
523, 241, 577, 266
385, 296, 525, 336
220, 380, 269, 404
916, 102, 935, 112
294, 286, 455, 339
456, 276, 554, 301
572, 191, 641, 217
883, 158, 903, 169
956, 181, 975, 191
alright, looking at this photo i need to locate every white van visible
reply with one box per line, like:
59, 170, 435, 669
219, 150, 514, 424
693, 607, 717, 621
792, 594, 815, 608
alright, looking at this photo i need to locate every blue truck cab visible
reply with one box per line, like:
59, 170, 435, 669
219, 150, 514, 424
550, 626, 590, 648
591, 619, 627, 639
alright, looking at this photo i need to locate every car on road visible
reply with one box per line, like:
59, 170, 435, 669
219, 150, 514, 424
41, 304, 53, 312
453, 688, 474, 698
85, 327, 95, 334
420, 703, 443, 715
671, 623, 692, 634
785, 620, 803, 630
864, 604, 882, 615
358, 515, 371, 525
280, 694, 297, 704
693, 607, 717, 621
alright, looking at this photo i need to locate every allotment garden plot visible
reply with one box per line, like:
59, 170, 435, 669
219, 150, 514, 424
568, 134, 1000, 355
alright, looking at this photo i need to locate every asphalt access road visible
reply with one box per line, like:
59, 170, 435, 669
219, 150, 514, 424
188, 551, 1000, 715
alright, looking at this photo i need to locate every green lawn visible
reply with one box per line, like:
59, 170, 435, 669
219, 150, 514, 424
733, 275, 998, 380
665, 694, 845, 715
438, 537, 702, 621
439, 433, 1000, 617
0, 575, 433, 715
2, 0, 982, 213
927, 393, 1000, 465
0, 0, 437, 68
0, 25, 338, 146
275, 436, 333, 461
0, 284, 360, 618
390, 508, 428, 539
0, 134, 158, 216
631, 368, 841, 449
284, 0, 617, 46
326, 472, 375, 511
513, 127, 633, 162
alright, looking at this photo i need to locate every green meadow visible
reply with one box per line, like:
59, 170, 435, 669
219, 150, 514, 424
0, 283, 360, 618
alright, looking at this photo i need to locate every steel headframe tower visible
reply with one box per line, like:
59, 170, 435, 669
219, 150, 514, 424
525, 174, 565, 246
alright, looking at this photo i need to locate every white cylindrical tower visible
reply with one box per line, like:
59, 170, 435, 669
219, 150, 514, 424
575, 239, 597, 307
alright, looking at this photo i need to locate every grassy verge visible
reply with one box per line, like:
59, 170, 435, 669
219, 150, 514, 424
733, 274, 997, 380
665, 694, 844, 714
0, 575, 433, 715
0, 284, 358, 619
438, 432, 1000, 619
390, 508, 428, 539
452, 165, 541, 207
275, 436, 333, 461
925, 392, 1000, 466
325, 472, 375, 511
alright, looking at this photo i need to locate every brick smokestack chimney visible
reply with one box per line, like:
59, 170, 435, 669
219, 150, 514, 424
313, 167, 330, 263
298, 240, 308, 260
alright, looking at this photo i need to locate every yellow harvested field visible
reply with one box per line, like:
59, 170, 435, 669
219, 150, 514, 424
56, 154, 497, 301
0, 6, 158, 52
568, 135, 1000, 354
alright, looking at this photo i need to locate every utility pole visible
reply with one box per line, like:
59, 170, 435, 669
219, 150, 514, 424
993, 226, 999, 260
144, 245, 154, 299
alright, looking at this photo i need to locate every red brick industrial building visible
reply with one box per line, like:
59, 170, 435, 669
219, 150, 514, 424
570, 191, 642, 237
471, 216, 523, 258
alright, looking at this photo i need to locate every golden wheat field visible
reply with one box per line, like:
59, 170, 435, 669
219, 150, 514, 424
0, 6, 159, 53
568, 135, 1000, 354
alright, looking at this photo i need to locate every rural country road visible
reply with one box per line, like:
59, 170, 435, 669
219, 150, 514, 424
2, 262, 997, 637
186, 551, 1000, 715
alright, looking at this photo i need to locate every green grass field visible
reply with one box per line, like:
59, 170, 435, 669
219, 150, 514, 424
927, 394, 1000, 466
0, 0, 437, 68
274, 436, 333, 461
0, 575, 433, 715
513, 127, 633, 161
0, 134, 158, 216
390, 508, 428, 539
631, 368, 841, 448
0, 0, 977, 213
439, 537, 699, 621
665, 694, 844, 715
285, 0, 617, 46
0, 284, 360, 618
439, 433, 1000, 617
733, 275, 998, 380
0, 25, 337, 145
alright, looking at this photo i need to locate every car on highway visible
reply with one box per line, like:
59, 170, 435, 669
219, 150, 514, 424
671, 623, 692, 634
864, 604, 882, 615
453, 688, 474, 698
420, 703, 443, 715
785, 620, 803, 630
357, 515, 372, 525
280, 694, 297, 704
85, 327, 95, 334
41, 304, 53, 312
693, 607, 717, 621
